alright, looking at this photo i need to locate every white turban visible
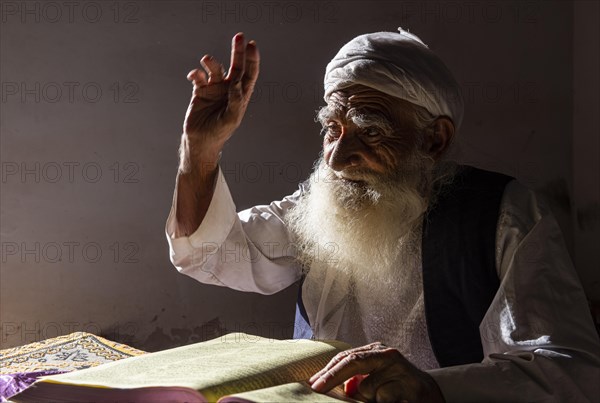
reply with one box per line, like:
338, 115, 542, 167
324, 28, 464, 130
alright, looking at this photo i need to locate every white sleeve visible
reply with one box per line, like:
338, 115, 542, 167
165, 167, 302, 295
429, 180, 600, 402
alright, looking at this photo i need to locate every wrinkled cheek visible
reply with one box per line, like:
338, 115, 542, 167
381, 143, 418, 173
373, 151, 400, 176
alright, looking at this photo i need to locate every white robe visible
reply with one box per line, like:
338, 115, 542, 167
166, 168, 600, 402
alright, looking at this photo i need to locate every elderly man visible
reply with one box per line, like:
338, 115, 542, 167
166, 30, 600, 401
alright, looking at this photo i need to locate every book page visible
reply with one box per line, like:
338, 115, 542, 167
219, 381, 358, 403
33, 333, 349, 401
12, 384, 206, 403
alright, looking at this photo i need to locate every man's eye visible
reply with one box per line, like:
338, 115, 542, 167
362, 128, 382, 138
322, 124, 342, 138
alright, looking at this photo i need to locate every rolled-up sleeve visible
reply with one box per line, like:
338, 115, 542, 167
429, 180, 600, 402
165, 167, 302, 295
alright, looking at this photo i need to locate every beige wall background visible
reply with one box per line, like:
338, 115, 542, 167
1, 0, 598, 351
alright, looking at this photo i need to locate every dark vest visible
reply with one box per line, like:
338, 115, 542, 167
294, 166, 514, 368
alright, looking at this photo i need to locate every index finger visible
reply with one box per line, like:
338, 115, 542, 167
242, 40, 259, 94
311, 349, 397, 394
226, 32, 245, 83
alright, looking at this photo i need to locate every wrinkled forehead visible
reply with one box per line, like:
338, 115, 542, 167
323, 85, 415, 125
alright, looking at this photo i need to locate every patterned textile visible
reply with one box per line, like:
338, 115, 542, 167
0, 332, 146, 401
0, 332, 145, 374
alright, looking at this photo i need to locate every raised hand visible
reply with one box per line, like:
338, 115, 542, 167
309, 342, 445, 403
175, 33, 259, 237
182, 32, 260, 169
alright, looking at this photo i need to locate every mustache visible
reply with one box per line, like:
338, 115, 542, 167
316, 162, 389, 187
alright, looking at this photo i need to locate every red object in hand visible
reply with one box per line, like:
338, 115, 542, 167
344, 374, 368, 397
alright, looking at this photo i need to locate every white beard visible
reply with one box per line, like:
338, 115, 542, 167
286, 152, 435, 285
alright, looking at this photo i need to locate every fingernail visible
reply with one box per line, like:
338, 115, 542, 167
311, 378, 325, 391
248, 40, 256, 46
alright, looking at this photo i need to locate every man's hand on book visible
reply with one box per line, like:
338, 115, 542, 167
308, 342, 445, 402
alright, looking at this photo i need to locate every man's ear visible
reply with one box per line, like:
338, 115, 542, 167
424, 117, 455, 161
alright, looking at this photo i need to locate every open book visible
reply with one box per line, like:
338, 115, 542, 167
12, 333, 354, 402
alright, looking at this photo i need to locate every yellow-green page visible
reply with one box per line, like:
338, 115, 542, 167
221, 381, 357, 402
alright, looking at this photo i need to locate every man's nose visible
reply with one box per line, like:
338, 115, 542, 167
327, 132, 365, 172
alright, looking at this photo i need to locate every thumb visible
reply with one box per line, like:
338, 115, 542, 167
344, 374, 368, 398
